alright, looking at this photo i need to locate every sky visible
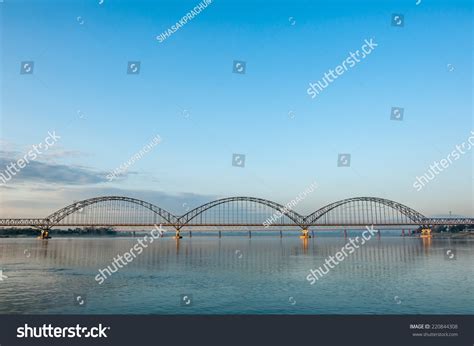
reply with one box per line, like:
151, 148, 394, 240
0, 0, 472, 218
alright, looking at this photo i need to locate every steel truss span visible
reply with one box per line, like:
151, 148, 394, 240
0, 195, 473, 229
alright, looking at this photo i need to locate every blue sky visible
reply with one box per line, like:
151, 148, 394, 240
0, 0, 472, 217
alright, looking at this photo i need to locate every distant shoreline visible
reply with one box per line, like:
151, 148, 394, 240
1, 230, 473, 239
431, 231, 474, 239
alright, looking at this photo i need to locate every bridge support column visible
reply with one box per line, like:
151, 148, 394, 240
344, 229, 347, 238
401, 229, 405, 237
299, 229, 311, 239
248, 231, 251, 238
174, 229, 183, 239
37, 227, 52, 239
280, 230, 282, 238
219, 230, 221, 238
189, 231, 192, 238
420, 228, 432, 238
39, 229, 51, 239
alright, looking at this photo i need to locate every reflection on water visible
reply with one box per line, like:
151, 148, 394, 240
0, 234, 472, 314
422, 236, 432, 250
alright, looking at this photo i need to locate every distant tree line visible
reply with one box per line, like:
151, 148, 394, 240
416, 224, 471, 233
0, 227, 134, 237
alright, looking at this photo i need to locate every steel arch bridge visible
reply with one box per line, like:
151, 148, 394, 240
303, 197, 426, 225
0, 196, 473, 234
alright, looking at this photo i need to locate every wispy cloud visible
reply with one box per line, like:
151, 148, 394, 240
0, 156, 109, 185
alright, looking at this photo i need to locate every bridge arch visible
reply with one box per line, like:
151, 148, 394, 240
178, 197, 305, 228
46, 196, 178, 226
304, 197, 426, 225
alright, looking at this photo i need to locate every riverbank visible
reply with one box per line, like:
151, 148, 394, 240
431, 231, 474, 239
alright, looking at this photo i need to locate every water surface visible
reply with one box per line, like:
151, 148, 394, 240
0, 234, 472, 314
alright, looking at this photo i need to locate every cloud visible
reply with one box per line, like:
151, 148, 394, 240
0, 156, 109, 185
0, 184, 15, 190
40, 148, 87, 162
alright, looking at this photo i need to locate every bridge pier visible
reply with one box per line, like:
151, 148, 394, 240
248, 231, 251, 238
344, 229, 347, 238
280, 230, 282, 238
189, 231, 192, 238
299, 229, 311, 239
219, 230, 222, 238
420, 228, 432, 238
38, 229, 51, 239
35, 225, 52, 239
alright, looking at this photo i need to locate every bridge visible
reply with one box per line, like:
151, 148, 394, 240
0, 196, 472, 238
